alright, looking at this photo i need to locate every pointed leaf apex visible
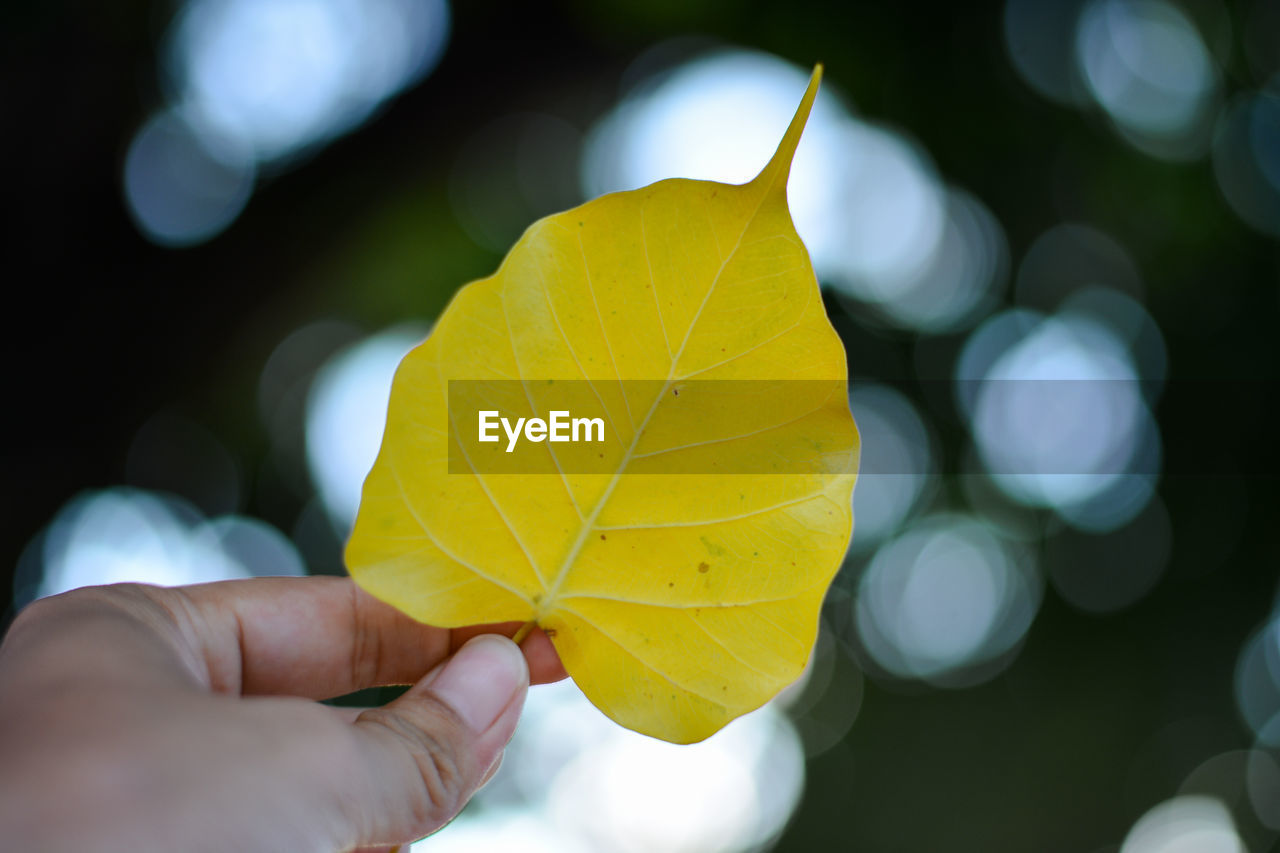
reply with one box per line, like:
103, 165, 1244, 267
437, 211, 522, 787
754, 63, 823, 192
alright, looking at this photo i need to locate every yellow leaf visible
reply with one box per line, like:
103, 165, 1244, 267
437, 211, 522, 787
346, 65, 859, 743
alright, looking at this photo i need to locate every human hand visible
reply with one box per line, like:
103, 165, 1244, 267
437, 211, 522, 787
0, 576, 567, 852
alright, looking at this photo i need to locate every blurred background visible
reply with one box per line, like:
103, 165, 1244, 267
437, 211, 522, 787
2, 0, 1279, 850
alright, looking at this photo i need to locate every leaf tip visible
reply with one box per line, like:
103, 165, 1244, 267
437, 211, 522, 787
754, 63, 823, 191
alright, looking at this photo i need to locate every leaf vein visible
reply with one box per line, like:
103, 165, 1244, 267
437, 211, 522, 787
673, 286, 810, 380
537, 182, 802, 614
387, 460, 536, 603
560, 603, 731, 712
631, 388, 833, 460
639, 206, 673, 362
593, 490, 825, 530
577, 231, 635, 430
433, 356, 548, 587
559, 592, 797, 608
534, 238, 627, 448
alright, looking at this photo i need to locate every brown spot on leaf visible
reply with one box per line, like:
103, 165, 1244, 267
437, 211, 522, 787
545, 628, 557, 638
697, 562, 710, 573
668, 581, 674, 587
600, 534, 607, 540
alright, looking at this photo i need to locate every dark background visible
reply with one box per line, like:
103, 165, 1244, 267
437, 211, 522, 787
2, 1, 1278, 851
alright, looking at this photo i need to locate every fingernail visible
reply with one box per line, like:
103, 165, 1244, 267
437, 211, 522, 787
432, 634, 527, 732
479, 751, 505, 790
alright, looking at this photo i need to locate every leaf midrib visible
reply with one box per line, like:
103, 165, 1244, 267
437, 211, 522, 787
534, 178, 779, 620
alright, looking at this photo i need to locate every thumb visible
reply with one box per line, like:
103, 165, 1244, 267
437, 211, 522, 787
345, 634, 529, 847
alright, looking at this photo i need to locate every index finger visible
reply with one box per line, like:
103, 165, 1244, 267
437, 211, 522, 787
156, 576, 566, 698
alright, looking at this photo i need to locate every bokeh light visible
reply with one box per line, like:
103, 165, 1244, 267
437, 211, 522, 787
779, 626, 866, 758
581, 49, 851, 198
846, 383, 937, 552
876, 188, 1010, 332
854, 514, 1041, 686
422, 678, 804, 853
1006, 226, 1169, 533
167, 0, 450, 162
257, 320, 363, 517
123, 108, 256, 247
1015, 223, 1144, 308
1212, 90, 1280, 237
13, 488, 303, 607
1246, 749, 1280, 832
124, 0, 450, 246
1118, 795, 1244, 853
957, 307, 1161, 532
1177, 750, 1278, 852
1045, 495, 1172, 613
582, 47, 1006, 331
814, 124, 946, 311
1075, 0, 1220, 160
411, 813, 589, 853
1004, 0, 1090, 105
305, 326, 427, 533
1235, 617, 1280, 744
259, 321, 363, 436
1061, 287, 1167, 393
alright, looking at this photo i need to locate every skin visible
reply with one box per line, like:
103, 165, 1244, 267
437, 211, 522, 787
0, 576, 567, 852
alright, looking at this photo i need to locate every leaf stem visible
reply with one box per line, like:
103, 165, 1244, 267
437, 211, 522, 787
511, 620, 536, 645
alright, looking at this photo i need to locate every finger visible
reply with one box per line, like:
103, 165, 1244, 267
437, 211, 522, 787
345, 635, 528, 845
454, 622, 568, 685
323, 633, 565, 727
158, 577, 451, 697
517, 624, 570, 684
156, 577, 565, 698
327, 705, 374, 724
0, 589, 203, 692
478, 752, 505, 790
